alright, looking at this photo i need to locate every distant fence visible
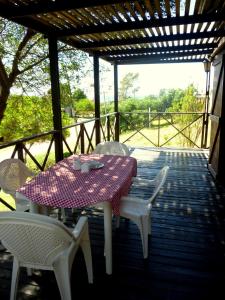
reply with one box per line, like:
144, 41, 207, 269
119, 112, 209, 149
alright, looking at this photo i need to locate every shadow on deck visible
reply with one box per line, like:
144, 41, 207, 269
0, 147, 225, 300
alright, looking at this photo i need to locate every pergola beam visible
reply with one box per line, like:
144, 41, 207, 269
116, 58, 204, 65
0, 0, 125, 18
55, 12, 225, 37
78, 30, 225, 49
96, 43, 218, 57
106, 49, 212, 63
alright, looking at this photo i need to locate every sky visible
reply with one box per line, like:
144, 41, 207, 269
81, 61, 208, 101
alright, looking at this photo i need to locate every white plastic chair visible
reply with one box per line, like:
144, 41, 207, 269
0, 211, 93, 300
0, 159, 35, 211
93, 141, 130, 156
117, 166, 169, 259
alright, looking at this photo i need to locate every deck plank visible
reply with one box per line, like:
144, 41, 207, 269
0, 147, 225, 300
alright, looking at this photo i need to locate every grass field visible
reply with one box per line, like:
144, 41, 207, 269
120, 121, 205, 148
0, 191, 15, 211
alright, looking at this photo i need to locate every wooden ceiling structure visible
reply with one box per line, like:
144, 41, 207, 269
0, 0, 225, 65
0, 0, 225, 164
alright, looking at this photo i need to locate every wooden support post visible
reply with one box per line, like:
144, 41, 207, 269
80, 123, 85, 153
94, 54, 101, 145
17, 142, 24, 162
48, 37, 63, 162
107, 115, 110, 141
114, 63, 120, 141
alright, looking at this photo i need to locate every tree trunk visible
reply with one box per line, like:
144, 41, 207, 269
0, 87, 10, 125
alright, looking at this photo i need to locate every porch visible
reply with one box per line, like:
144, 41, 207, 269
1, 147, 224, 300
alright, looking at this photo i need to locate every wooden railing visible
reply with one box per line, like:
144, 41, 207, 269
0, 111, 209, 210
119, 112, 209, 149
0, 113, 118, 172
0, 111, 209, 173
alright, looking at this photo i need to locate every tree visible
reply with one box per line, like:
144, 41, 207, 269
168, 84, 204, 147
73, 88, 87, 100
0, 18, 87, 126
0, 94, 71, 143
119, 72, 139, 100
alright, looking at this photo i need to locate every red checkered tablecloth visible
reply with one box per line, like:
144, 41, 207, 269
18, 154, 137, 215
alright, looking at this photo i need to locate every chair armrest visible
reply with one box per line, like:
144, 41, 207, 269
132, 177, 155, 186
72, 216, 88, 239
121, 196, 147, 205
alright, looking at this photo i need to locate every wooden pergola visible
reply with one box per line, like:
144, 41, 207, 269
0, 0, 225, 182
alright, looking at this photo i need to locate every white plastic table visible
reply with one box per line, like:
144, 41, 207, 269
16, 154, 137, 275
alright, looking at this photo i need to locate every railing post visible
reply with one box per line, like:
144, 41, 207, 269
201, 112, 209, 148
114, 63, 120, 142
48, 37, 64, 162
201, 64, 211, 148
80, 123, 85, 154
17, 142, 24, 162
107, 115, 110, 141
115, 112, 120, 142
158, 114, 160, 147
93, 54, 101, 145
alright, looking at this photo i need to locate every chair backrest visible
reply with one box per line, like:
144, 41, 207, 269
148, 166, 169, 207
0, 159, 34, 198
0, 211, 75, 267
93, 141, 130, 156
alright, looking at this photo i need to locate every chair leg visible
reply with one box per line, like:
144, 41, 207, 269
53, 259, 72, 300
26, 267, 32, 276
80, 233, 93, 283
61, 208, 66, 222
115, 215, 120, 228
134, 215, 149, 259
148, 214, 152, 235
10, 258, 20, 300
141, 215, 149, 259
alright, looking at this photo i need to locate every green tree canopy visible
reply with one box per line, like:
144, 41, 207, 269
73, 88, 87, 100
0, 94, 71, 142
0, 18, 88, 125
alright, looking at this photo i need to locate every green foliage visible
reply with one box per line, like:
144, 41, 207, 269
167, 84, 204, 147
73, 88, 87, 100
168, 84, 204, 114
59, 83, 73, 108
26, 151, 56, 173
75, 98, 94, 114
0, 94, 71, 142
0, 18, 89, 126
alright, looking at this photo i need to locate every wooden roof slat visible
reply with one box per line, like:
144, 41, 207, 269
96, 42, 217, 56
107, 48, 212, 62
114, 3, 131, 22
115, 57, 204, 65
144, 0, 155, 18
184, 0, 191, 16
0, 0, 224, 64
165, 0, 171, 17
153, 0, 163, 18
51, 12, 225, 37
76, 29, 225, 49
106, 5, 126, 23
124, 1, 139, 21
134, 1, 146, 20
0, 0, 128, 17
133, 2, 151, 38
183, 0, 191, 46
61, 11, 88, 28
175, 0, 180, 16
75, 9, 97, 26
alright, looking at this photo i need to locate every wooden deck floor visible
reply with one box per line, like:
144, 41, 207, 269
1, 147, 225, 300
